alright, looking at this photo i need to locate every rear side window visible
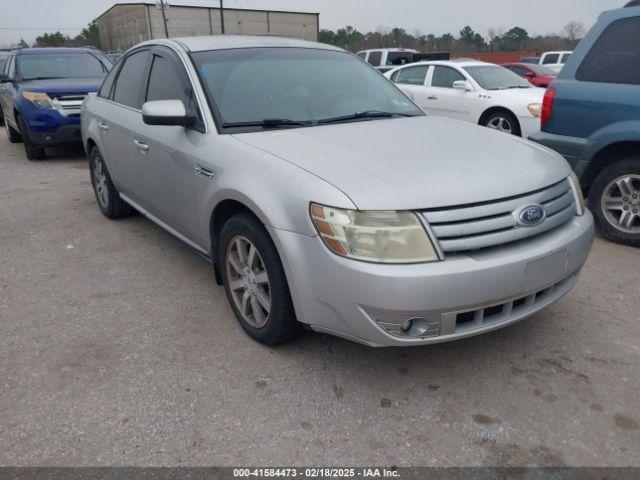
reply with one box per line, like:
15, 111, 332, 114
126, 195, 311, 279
542, 54, 559, 65
576, 17, 640, 85
431, 66, 466, 88
113, 51, 148, 109
367, 51, 382, 67
394, 65, 428, 85
98, 63, 118, 99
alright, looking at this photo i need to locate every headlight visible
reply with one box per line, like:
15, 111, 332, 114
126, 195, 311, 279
568, 171, 586, 216
528, 103, 542, 117
22, 91, 54, 109
310, 203, 439, 263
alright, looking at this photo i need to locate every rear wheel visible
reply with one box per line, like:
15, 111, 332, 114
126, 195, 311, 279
589, 157, 640, 247
482, 111, 521, 137
89, 146, 133, 219
4, 118, 22, 143
17, 115, 46, 160
219, 213, 302, 345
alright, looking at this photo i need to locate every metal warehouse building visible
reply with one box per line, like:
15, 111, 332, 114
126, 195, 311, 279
95, 2, 320, 52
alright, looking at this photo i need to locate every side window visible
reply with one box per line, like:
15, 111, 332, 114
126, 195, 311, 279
561, 53, 571, 63
146, 55, 193, 107
394, 66, 428, 86
356, 52, 366, 60
508, 66, 528, 77
542, 54, 560, 65
113, 50, 149, 109
98, 62, 118, 99
431, 66, 466, 88
577, 17, 640, 85
367, 51, 382, 67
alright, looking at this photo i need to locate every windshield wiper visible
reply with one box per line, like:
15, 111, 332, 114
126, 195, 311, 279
318, 110, 417, 125
222, 118, 313, 129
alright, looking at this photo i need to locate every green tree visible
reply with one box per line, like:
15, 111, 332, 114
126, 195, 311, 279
499, 26, 529, 51
35, 31, 69, 47
17, 38, 30, 48
79, 21, 101, 49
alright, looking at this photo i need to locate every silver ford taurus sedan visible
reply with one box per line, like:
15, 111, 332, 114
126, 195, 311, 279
81, 36, 594, 347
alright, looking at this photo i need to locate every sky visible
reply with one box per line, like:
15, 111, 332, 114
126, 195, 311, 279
0, 0, 628, 47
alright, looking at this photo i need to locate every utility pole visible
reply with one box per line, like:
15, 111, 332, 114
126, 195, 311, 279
220, 0, 225, 34
157, 0, 170, 38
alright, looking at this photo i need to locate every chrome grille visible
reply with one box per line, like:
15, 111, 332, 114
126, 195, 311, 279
422, 179, 576, 253
49, 93, 87, 116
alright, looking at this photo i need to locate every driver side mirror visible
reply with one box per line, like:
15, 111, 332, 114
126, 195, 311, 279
453, 80, 472, 91
142, 100, 194, 127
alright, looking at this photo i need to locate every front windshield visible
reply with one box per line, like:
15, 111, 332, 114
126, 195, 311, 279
192, 47, 423, 130
528, 64, 557, 76
464, 65, 532, 90
18, 53, 111, 80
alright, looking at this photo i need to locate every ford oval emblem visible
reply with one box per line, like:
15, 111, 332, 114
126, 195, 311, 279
516, 205, 545, 227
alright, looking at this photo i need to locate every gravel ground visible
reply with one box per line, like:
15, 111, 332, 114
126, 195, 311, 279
0, 133, 639, 467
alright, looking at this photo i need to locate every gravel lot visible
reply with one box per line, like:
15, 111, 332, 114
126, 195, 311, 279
1, 133, 639, 467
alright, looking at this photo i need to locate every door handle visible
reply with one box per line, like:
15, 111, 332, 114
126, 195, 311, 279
133, 139, 149, 151
98, 121, 109, 131
427, 95, 438, 100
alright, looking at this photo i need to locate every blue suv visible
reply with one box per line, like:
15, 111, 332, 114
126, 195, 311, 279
530, 1, 640, 246
0, 47, 112, 160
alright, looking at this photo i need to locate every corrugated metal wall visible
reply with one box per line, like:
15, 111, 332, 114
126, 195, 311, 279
97, 4, 319, 52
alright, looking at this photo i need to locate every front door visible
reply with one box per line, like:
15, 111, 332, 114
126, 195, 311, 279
130, 46, 205, 242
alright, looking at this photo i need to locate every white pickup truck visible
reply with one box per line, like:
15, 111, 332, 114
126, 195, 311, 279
538, 51, 572, 73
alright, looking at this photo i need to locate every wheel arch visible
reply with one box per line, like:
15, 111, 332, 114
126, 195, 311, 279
208, 197, 271, 285
478, 106, 519, 127
582, 141, 640, 188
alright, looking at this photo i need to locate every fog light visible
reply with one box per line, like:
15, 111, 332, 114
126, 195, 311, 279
400, 318, 413, 332
44, 135, 53, 142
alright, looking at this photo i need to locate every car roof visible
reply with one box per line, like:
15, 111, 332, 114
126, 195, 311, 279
356, 48, 418, 53
13, 47, 97, 55
138, 35, 345, 53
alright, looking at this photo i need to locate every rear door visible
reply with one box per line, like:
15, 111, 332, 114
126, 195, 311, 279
99, 49, 151, 201
389, 65, 430, 109
131, 46, 205, 240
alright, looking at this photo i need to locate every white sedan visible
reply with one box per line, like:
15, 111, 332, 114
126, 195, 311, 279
385, 60, 545, 138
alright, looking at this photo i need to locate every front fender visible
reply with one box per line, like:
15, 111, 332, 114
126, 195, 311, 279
196, 135, 356, 252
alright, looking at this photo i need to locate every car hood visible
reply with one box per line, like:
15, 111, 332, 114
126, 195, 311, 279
19, 77, 104, 94
233, 116, 570, 210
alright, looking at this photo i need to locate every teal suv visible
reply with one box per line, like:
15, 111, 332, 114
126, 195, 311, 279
530, 1, 640, 247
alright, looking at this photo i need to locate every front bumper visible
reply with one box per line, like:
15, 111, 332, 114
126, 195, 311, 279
518, 115, 541, 140
21, 106, 82, 146
270, 212, 594, 347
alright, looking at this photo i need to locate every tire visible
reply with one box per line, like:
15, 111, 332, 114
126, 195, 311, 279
219, 213, 302, 345
17, 115, 46, 160
88, 146, 133, 220
482, 110, 522, 137
589, 157, 640, 247
4, 117, 22, 143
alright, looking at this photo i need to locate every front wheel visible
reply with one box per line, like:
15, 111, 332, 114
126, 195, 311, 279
219, 213, 302, 345
482, 111, 521, 137
17, 115, 45, 160
589, 157, 640, 247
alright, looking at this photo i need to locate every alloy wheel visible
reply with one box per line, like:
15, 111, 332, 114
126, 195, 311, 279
487, 116, 513, 134
225, 235, 271, 328
601, 174, 640, 234
92, 153, 109, 209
